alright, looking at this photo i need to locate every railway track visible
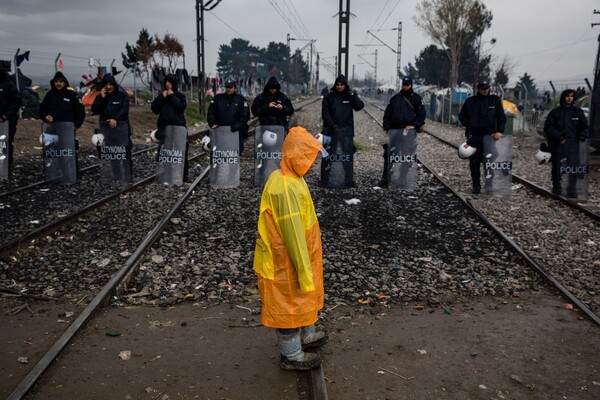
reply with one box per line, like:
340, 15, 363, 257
2, 96, 327, 400
2, 96, 596, 399
363, 101, 600, 325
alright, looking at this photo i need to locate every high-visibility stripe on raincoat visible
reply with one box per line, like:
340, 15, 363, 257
253, 126, 324, 329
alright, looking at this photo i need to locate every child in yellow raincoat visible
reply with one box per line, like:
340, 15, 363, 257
253, 125, 328, 371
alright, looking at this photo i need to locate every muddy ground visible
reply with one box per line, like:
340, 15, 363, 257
1, 290, 599, 400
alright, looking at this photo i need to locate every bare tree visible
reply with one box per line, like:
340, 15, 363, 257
492, 55, 517, 88
413, 0, 492, 88
154, 33, 185, 74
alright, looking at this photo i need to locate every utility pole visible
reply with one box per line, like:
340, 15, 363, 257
338, 0, 350, 77
288, 35, 316, 94
315, 53, 320, 93
54, 53, 61, 73
196, 0, 222, 116
589, 9, 600, 148
362, 25, 401, 88
396, 22, 402, 90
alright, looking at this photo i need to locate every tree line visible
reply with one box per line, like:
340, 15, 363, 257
122, 30, 310, 90
121, 0, 544, 100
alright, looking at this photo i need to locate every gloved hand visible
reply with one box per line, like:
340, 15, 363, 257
201, 135, 211, 151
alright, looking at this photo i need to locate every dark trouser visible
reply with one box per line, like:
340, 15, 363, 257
8, 122, 16, 173
467, 134, 490, 190
380, 143, 389, 185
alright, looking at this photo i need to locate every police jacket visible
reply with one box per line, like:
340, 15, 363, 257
322, 74, 364, 130
207, 92, 249, 132
544, 90, 589, 145
251, 77, 294, 126
383, 88, 426, 131
91, 75, 130, 124
39, 72, 86, 128
0, 67, 21, 124
151, 74, 187, 127
253, 126, 324, 329
458, 92, 506, 135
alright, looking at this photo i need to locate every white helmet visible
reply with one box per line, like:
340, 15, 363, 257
40, 132, 59, 147
150, 129, 159, 143
262, 130, 278, 147
91, 133, 105, 147
201, 135, 211, 152
315, 132, 332, 146
458, 142, 476, 159
535, 149, 552, 164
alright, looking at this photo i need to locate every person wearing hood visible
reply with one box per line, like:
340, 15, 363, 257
0, 63, 22, 175
40, 71, 86, 129
151, 74, 189, 179
253, 125, 327, 371
321, 74, 364, 134
544, 89, 589, 196
91, 74, 130, 128
91, 74, 132, 174
321, 74, 364, 187
458, 80, 506, 194
251, 77, 294, 127
207, 79, 250, 154
379, 76, 426, 187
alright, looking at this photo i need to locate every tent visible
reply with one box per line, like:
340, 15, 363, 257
502, 100, 519, 115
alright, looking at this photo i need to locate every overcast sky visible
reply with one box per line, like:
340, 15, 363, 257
0, 0, 598, 91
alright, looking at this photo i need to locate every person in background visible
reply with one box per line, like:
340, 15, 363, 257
151, 73, 189, 180
253, 126, 328, 371
91, 74, 130, 129
458, 80, 506, 194
91, 74, 132, 174
0, 63, 22, 175
207, 79, 250, 154
251, 76, 294, 128
39, 71, 86, 179
40, 71, 85, 129
379, 76, 426, 187
321, 74, 364, 137
543, 89, 589, 196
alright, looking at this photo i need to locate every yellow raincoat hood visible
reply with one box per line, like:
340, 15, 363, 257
253, 126, 324, 328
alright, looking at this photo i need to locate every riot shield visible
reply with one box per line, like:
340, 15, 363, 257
557, 139, 589, 199
209, 126, 240, 188
156, 125, 187, 186
321, 126, 353, 188
98, 121, 132, 183
254, 125, 285, 187
388, 128, 418, 190
483, 134, 513, 197
0, 121, 9, 178
41, 122, 77, 185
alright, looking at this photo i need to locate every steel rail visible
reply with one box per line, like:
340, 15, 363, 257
6, 165, 211, 400
0, 128, 211, 200
0, 150, 208, 256
422, 128, 600, 221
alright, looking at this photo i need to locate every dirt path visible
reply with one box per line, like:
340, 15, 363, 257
1, 290, 598, 399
